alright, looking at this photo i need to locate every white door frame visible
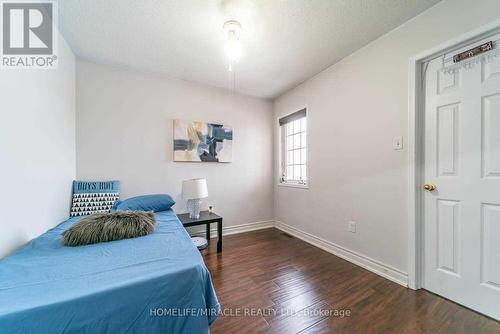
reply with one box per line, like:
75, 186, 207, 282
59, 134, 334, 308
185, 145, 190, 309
407, 19, 500, 290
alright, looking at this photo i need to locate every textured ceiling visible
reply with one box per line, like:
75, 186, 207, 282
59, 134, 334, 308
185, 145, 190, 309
58, 0, 441, 99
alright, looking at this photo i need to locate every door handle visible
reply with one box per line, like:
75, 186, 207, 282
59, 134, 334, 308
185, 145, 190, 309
423, 183, 436, 191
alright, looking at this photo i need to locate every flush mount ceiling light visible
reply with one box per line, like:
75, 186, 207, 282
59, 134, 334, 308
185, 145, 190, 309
223, 20, 242, 65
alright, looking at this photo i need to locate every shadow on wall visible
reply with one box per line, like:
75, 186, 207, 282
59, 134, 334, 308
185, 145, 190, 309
0, 229, 31, 258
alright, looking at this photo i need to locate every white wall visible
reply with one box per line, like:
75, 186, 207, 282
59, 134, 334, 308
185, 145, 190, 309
0, 36, 76, 258
76, 60, 274, 228
273, 0, 500, 276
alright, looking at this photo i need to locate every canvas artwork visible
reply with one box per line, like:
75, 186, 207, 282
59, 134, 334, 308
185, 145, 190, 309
173, 119, 233, 162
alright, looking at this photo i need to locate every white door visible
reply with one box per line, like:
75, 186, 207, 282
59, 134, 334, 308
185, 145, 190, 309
423, 35, 500, 320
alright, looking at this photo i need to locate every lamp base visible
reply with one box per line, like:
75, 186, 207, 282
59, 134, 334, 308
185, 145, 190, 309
187, 198, 202, 219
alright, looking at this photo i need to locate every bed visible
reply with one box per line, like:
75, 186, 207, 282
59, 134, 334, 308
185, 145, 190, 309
0, 209, 220, 333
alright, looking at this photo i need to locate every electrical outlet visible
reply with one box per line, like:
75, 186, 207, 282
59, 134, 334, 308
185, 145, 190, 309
393, 136, 403, 150
348, 221, 356, 233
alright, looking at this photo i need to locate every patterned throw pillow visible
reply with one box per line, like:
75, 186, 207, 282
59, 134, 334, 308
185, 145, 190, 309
70, 181, 120, 217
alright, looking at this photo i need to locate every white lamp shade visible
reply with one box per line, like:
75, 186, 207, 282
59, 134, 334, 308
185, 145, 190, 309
182, 178, 208, 200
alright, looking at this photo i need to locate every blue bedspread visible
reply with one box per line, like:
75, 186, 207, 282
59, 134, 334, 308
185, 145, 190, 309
0, 210, 220, 333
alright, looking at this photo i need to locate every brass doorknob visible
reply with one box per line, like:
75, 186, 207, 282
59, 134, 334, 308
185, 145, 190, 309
423, 183, 436, 191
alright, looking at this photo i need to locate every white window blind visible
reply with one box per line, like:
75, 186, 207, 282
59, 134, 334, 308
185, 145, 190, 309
279, 109, 307, 186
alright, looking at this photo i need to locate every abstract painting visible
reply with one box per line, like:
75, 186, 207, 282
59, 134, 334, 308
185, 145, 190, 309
173, 120, 233, 162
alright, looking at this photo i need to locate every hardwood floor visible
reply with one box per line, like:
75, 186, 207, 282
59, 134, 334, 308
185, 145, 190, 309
201, 228, 500, 334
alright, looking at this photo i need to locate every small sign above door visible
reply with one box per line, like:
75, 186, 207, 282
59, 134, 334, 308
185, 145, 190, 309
453, 41, 493, 63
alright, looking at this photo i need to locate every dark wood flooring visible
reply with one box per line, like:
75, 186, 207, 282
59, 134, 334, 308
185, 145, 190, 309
201, 228, 500, 334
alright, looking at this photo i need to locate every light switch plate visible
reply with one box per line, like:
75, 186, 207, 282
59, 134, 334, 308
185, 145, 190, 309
393, 136, 403, 150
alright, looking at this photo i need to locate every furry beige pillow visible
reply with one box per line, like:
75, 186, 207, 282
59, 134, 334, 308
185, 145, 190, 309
61, 211, 156, 246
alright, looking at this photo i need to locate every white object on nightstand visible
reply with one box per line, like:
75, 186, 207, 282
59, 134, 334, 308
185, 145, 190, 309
182, 178, 208, 219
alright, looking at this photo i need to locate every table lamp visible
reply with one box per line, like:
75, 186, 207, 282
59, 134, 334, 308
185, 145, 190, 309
182, 178, 208, 219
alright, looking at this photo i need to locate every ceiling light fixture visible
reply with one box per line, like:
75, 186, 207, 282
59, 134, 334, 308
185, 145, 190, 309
223, 20, 242, 67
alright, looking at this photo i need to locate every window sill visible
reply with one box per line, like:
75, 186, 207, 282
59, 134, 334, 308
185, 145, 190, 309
277, 182, 309, 189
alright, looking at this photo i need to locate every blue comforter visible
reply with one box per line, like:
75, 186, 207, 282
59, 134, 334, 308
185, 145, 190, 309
0, 210, 219, 333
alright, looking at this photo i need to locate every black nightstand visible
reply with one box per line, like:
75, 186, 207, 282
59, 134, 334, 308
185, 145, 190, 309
177, 211, 223, 252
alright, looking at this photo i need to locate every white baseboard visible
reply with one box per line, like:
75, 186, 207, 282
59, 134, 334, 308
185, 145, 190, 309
189, 219, 408, 287
220, 220, 275, 236
189, 220, 275, 238
274, 221, 408, 287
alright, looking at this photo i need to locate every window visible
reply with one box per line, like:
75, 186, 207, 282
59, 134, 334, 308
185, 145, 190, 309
279, 108, 307, 186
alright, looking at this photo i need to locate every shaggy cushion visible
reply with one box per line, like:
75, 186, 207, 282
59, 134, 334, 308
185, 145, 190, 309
61, 211, 156, 246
